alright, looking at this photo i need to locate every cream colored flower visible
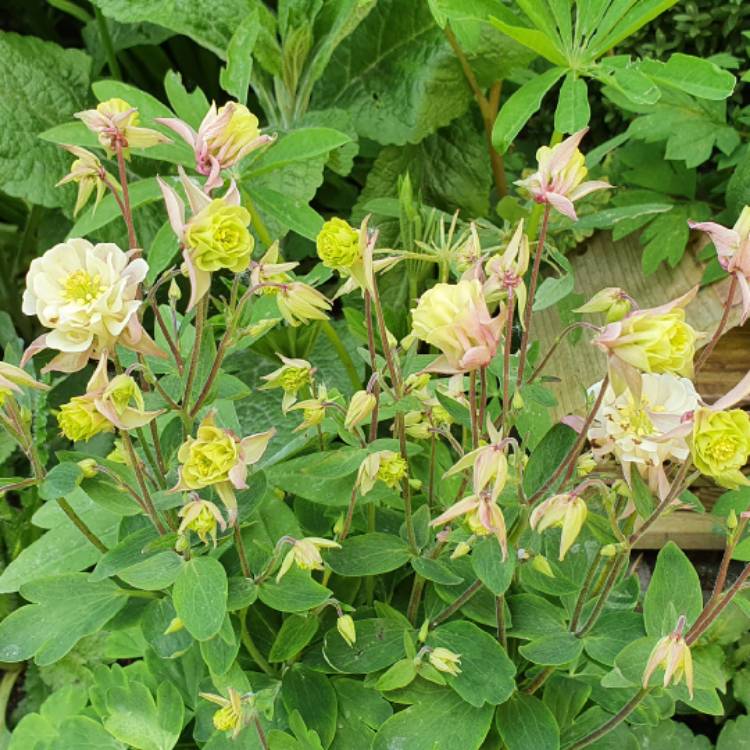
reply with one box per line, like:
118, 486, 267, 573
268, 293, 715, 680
276, 537, 341, 581
178, 495, 227, 546
530, 493, 587, 561
429, 647, 462, 676
56, 145, 118, 216
345, 390, 377, 431
21, 238, 159, 373
411, 279, 503, 373
0, 362, 49, 405
642, 616, 693, 697
483, 221, 530, 315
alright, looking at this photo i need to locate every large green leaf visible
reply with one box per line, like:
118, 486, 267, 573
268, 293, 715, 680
0, 574, 127, 665
326, 533, 412, 576
281, 665, 337, 748
323, 618, 407, 674
492, 67, 566, 154
258, 567, 332, 612
496, 693, 560, 750
642, 541, 702, 636
313, 0, 473, 145
372, 685, 494, 750
0, 31, 91, 207
172, 556, 228, 641
641, 54, 735, 101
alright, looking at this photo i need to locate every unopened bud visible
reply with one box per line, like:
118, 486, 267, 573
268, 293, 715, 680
409, 478, 422, 491
337, 614, 356, 647
600, 544, 619, 557
429, 647, 462, 676
575, 287, 631, 323
512, 390, 524, 410
77, 458, 98, 479
531, 554, 554, 577
344, 390, 376, 431
164, 617, 184, 635
450, 541, 472, 559
168, 279, 182, 301
333, 513, 345, 536
175, 534, 190, 553
418, 620, 429, 643
727, 509, 738, 531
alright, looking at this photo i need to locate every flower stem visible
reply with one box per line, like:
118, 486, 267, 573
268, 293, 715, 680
364, 291, 380, 443
430, 580, 483, 628
695, 273, 738, 371
253, 716, 270, 750
58, 497, 109, 553
339, 485, 358, 542
529, 321, 601, 383
319, 319, 361, 390
575, 554, 627, 637
183, 295, 207, 414
234, 525, 252, 578
115, 142, 138, 251
469, 370, 479, 450
566, 688, 649, 749
120, 431, 166, 534
516, 204, 551, 388
500, 288, 516, 431
239, 608, 275, 677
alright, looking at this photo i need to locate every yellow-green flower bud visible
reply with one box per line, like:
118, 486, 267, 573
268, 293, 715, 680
184, 199, 253, 274
345, 390, 376, 431
57, 396, 112, 442
316, 218, 360, 270
213, 704, 242, 733
576, 452, 597, 477
692, 407, 750, 489
728, 509, 738, 531
575, 287, 631, 323
163, 617, 184, 635
450, 541, 472, 560
168, 278, 182, 301
337, 614, 357, 647
531, 554, 555, 577
77, 458, 98, 479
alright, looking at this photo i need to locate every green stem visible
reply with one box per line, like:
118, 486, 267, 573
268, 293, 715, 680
430, 580, 483, 628
234, 525, 252, 578
58, 498, 109, 553
566, 689, 649, 750
319, 319, 361, 390
183, 296, 207, 414
575, 554, 627, 638
240, 609, 275, 677
0, 669, 21, 735
243, 191, 272, 246
94, 5, 123, 80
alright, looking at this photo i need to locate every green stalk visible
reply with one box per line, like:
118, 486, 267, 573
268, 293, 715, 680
94, 6, 122, 80
319, 320, 361, 390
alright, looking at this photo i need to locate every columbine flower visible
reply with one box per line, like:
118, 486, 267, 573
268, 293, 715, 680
588, 373, 699, 498
275, 281, 331, 327
0, 362, 48, 406
356, 450, 408, 495
173, 412, 274, 524
259, 354, 314, 412
291, 385, 330, 431
158, 168, 252, 310
428, 647, 462, 676
483, 221, 530, 314
344, 390, 377, 430
317, 218, 361, 271
411, 279, 503, 373
57, 396, 112, 442
56, 146, 118, 216
642, 616, 694, 697
276, 537, 341, 581
86, 355, 163, 430
200, 688, 249, 739
75, 98, 170, 157
515, 128, 612, 221
576, 287, 632, 323
689, 207, 750, 323
337, 614, 357, 647
529, 492, 587, 561
691, 407, 750, 489
594, 288, 698, 379
249, 242, 297, 290
443, 422, 509, 502
177, 495, 227, 547
158, 102, 273, 191
432, 490, 508, 559
21, 239, 162, 373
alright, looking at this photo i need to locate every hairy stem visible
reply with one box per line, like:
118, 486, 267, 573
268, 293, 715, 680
566, 689, 649, 749
115, 142, 138, 251
430, 580, 483, 628
695, 274, 737, 371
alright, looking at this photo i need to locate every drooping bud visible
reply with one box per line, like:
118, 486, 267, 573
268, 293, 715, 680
575, 287, 631, 323
428, 647, 462, 676
77, 458, 98, 479
337, 614, 357, 647
529, 493, 588, 561
345, 390, 377, 431
642, 615, 694, 697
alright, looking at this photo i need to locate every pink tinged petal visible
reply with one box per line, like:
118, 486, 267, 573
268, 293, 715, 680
42, 348, 92, 374
422, 354, 461, 375
223, 179, 241, 207
562, 415, 586, 433
215, 482, 238, 525
154, 117, 197, 147
548, 128, 589, 173
178, 165, 211, 215
120, 317, 168, 359
203, 157, 223, 193
227, 461, 248, 490
240, 429, 276, 465
641, 285, 699, 317
736, 272, 750, 325
87, 353, 110, 394
545, 191, 578, 221
642, 639, 670, 688
184, 249, 211, 311
568, 179, 613, 201
431, 496, 480, 526
157, 176, 185, 237
20, 334, 49, 367
710, 367, 750, 411
688, 219, 738, 257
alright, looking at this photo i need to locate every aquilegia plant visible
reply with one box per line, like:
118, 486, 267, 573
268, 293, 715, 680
2, 97, 750, 750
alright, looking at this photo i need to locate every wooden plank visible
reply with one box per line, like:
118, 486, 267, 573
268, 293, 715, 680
632, 512, 725, 550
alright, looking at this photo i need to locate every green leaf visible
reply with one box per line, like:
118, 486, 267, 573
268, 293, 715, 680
91, 0, 262, 59
643, 53, 736, 101
92, 527, 160, 581
522, 423, 577, 497
313, 0, 474, 145
146, 222, 180, 284
488, 14, 566, 66
141, 597, 193, 659
717, 715, 750, 750
0, 31, 91, 207
508, 594, 567, 639
163, 70, 209, 129
496, 693, 560, 750
376, 659, 418, 691
219, 10, 258, 103
519, 632, 583, 666
583, 611, 645, 666
282, 665, 337, 748
0, 574, 126, 665
270, 615, 320, 662
258, 567, 332, 613
542, 674, 591, 730
629, 469, 655, 519
331, 679, 392, 748
471, 537, 515, 595
492, 67, 565, 155
554, 74, 590, 133
323, 618, 407, 674
372, 685, 494, 750
247, 185, 324, 241
642, 542, 703, 636
172, 556, 228, 641
39, 462, 83, 501
429, 621, 515, 706
104, 681, 184, 750
326, 533, 411, 576
200, 615, 240, 676
118, 552, 183, 591
727, 147, 750, 216
0, 488, 120, 593
411, 557, 463, 585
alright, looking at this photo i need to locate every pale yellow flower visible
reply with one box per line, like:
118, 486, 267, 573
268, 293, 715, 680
429, 647, 462, 676
356, 450, 407, 495
642, 616, 693, 697
344, 390, 377, 430
691, 407, 750, 489
57, 396, 112, 442
177, 496, 227, 546
276, 537, 341, 582
260, 354, 314, 412
56, 145, 118, 216
529, 493, 587, 561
